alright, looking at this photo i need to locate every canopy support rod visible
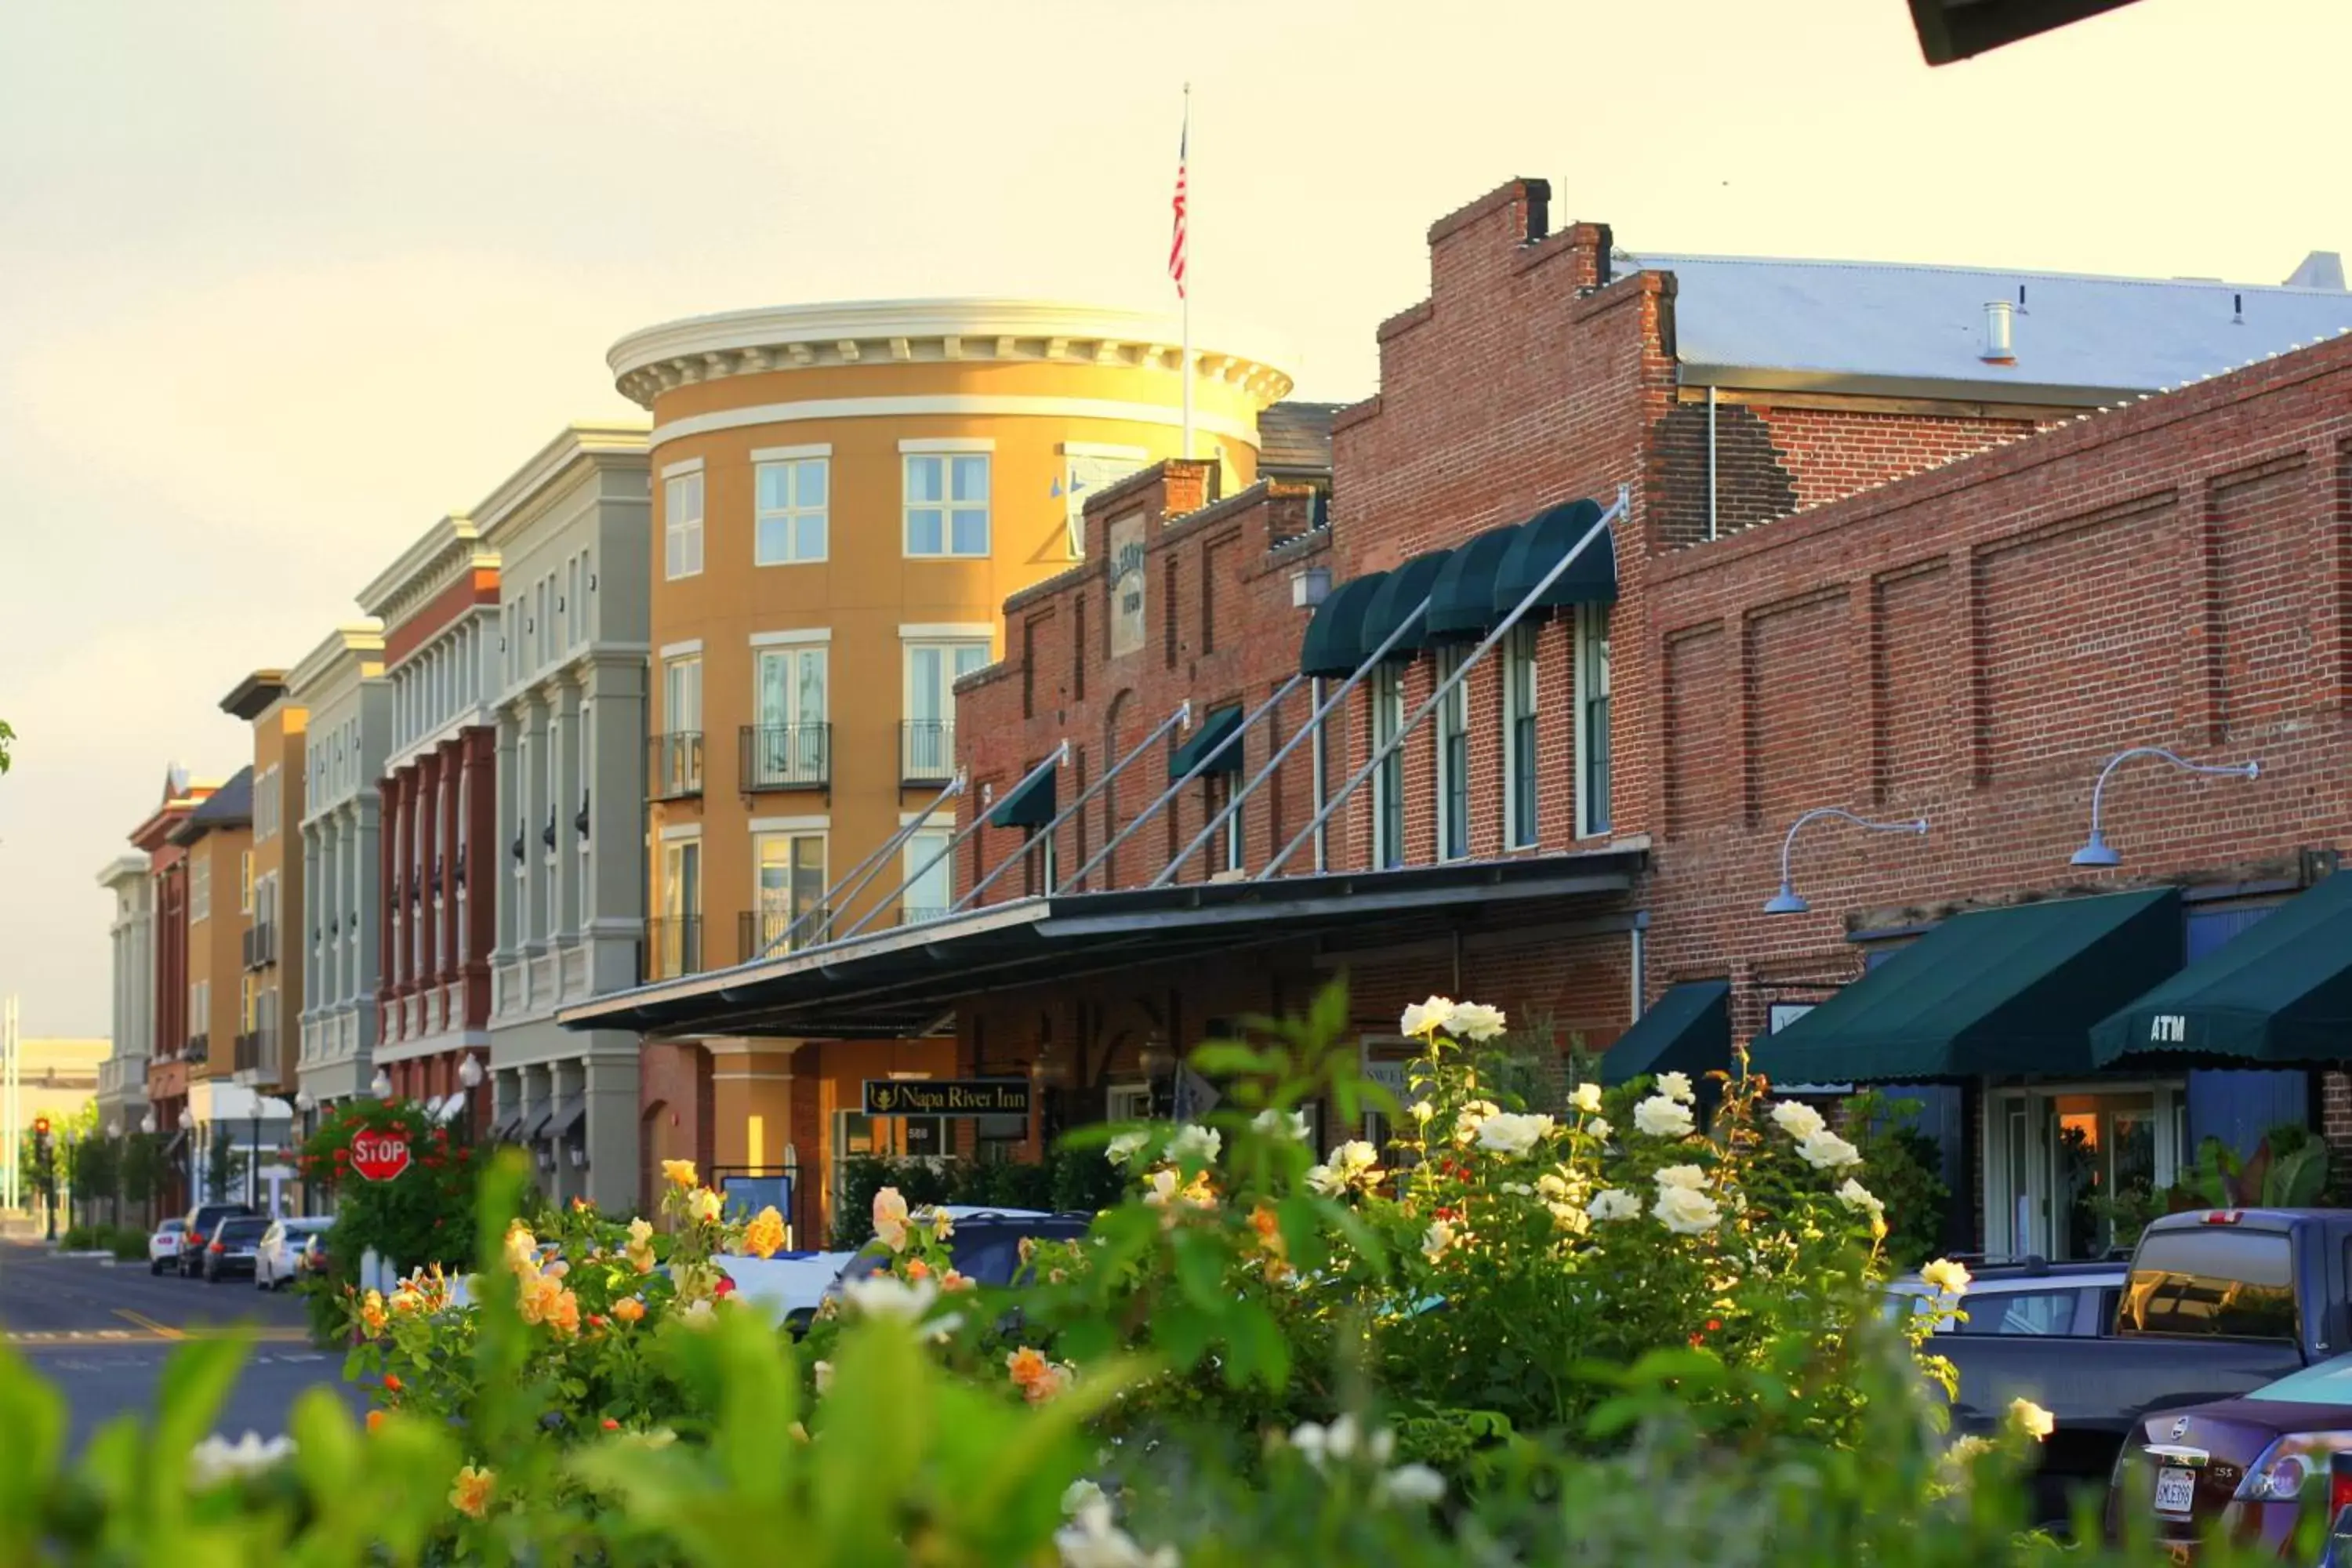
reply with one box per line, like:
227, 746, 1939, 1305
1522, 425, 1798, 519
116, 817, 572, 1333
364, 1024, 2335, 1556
834, 742, 1069, 942
1260, 485, 1629, 880
764, 771, 964, 956
954, 702, 1192, 913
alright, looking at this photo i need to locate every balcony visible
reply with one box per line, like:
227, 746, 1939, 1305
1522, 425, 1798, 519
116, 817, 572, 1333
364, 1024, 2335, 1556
900, 720, 956, 785
740, 723, 830, 793
648, 731, 704, 800
231, 1029, 281, 1083
737, 907, 832, 963
242, 921, 277, 971
185, 1033, 209, 1065
641, 916, 705, 982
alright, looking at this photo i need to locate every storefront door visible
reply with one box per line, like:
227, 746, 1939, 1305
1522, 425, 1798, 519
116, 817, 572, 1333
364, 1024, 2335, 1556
1985, 1083, 2181, 1261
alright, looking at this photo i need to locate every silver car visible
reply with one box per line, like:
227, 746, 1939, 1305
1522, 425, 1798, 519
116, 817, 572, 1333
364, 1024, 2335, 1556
255, 1217, 332, 1291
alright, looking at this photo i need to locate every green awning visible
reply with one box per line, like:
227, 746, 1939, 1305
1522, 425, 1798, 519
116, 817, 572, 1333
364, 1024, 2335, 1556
1493, 498, 1617, 619
1169, 705, 1244, 781
2092, 875, 2352, 1067
1298, 572, 1389, 678
1602, 980, 1730, 1087
987, 767, 1057, 829
1359, 550, 1452, 662
1749, 888, 2183, 1083
1425, 524, 1524, 642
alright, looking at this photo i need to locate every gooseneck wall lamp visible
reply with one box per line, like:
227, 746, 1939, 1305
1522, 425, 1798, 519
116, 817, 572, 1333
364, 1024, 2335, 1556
2071, 747, 2261, 868
1764, 808, 1930, 915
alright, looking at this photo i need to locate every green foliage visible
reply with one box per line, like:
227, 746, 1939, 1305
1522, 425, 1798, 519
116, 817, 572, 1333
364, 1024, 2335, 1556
119, 1131, 160, 1208
2168, 1122, 2327, 1213
61, 1224, 96, 1250
297, 1101, 483, 1342
69, 1132, 120, 1207
1849, 1090, 1954, 1269
826, 1144, 1122, 1248
0, 716, 13, 774
107, 1226, 150, 1262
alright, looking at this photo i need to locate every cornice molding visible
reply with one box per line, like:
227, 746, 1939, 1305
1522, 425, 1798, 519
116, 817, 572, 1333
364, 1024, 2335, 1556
358, 516, 498, 629
607, 298, 1294, 412
472, 421, 652, 546
286, 621, 387, 705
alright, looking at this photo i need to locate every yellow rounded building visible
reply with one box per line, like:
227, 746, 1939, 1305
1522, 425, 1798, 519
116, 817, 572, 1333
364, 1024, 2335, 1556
608, 299, 1294, 1225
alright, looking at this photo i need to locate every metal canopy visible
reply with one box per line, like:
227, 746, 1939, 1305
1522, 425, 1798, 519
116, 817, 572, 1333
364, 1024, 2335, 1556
559, 849, 1642, 1042
1359, 551, 1453, 662
1297, 571, 1389, 678
1493, 499, 1617, 618
1425, 523, 1524, 642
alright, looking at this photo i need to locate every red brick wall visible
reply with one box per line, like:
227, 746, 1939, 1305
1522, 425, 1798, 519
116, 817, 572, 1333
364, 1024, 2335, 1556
638, 1040, 711, 1214
1642, 335, 2352, 1060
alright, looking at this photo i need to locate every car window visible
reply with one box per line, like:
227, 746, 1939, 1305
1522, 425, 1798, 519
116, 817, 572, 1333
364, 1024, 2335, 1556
2122, 1229, 2298, 1341
1951, 1288, 2080, 1336
221, 1220, 268, 1241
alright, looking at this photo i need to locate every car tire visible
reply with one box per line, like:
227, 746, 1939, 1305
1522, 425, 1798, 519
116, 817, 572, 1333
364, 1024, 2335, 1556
150, 1258, 164, 1276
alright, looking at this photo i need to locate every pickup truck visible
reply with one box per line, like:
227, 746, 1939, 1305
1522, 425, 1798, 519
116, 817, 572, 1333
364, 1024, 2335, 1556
1941, 1208, 2352, 1520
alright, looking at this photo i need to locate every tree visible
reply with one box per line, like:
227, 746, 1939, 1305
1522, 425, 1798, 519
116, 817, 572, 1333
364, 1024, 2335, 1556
71, 1134, 121, 1227
0, 717, 13, 774
121, 1132, 159, 1219
206, 1131, 248, 1205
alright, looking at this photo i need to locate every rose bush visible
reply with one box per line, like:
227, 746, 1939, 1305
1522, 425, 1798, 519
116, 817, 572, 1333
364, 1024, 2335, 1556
296, 1100, 486, 1342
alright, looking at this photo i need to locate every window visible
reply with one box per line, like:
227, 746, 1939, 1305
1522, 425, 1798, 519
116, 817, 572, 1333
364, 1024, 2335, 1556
188, 978, 210, 1044
904, 828, 954, 923
755, 832, 827, 953
1435, 648, 1469, 861
2122, 1229, 2296, 1341
1062, 448, 1147, 558
1504, 627, 1538, 848
903, 452, 989, 557
1577, 606, 1611, 837
1371, 665, 1404, 869
756, 456, 829, 564
753, 645, 829, 786
191, 857, 212, 923
665, 655, 702, 734
240, 975, 256, 1034
659, 838, 702, 976
1203, 773, 1242, 875
664, 469, 705, 579
903, 642, 989, 777
240, 851, 255, 914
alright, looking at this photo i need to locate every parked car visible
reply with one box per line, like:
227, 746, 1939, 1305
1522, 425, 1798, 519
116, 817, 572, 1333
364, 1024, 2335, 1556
256, 1217, 332, 1291
176, 1202, 258, 1277
295, 1229, 332, 1283
2109, 1350, 2352, 1559
201, 1215, 271, 1283
147, 1218, 189, 1276
812, 1207, 1096, 1334
1940, 1209, 2352, 1526
1885, 1257, 2125, 1336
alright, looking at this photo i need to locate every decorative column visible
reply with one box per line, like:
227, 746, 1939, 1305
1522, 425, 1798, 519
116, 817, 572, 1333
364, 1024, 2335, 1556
354, 791, 382, 1044
581, 652, 649, 993
492, 707, 520, 960
582, 1046, 641, 1213
521, 694, 552, 956
554, 676, 583, 947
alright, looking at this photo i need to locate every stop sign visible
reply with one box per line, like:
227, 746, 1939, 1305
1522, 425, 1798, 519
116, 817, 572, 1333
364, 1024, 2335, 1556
350, 1129, 412, 1183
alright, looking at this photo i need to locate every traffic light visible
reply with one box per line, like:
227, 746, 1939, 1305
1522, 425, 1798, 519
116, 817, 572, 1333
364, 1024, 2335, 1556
31, 1116, 49, 1138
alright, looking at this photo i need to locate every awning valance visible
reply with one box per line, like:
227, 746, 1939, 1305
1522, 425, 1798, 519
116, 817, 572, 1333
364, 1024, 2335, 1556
1297, 572, 1389, 679
1359, 551, 1452, 662
988, 767, 1057, 829
1169, 705, 1244, 781
1425, 524, 1524, 642
1493, 498, 1617, 619
2092, 875, 2352, 1067
1748, 888, 2182, 1083
1601, 980, 1731, 1087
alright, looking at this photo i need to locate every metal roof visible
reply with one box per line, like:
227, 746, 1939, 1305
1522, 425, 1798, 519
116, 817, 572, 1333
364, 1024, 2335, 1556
1634, 251, 2352, 405
561, 850, 1642, 1041
169, 765, 252, 843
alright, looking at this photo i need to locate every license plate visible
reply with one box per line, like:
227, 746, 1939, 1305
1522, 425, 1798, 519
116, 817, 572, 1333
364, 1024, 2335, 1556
2155, 1467, 2197, 1516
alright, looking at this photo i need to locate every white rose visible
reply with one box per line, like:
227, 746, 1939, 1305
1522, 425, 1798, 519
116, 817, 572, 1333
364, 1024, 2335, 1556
1421, 1219, 1456, 1261
1330, 1139, 1380, 1175
1167, 1123, 1222, 1166
1836, 1178, 1884, 1219
1548, 1201, 1591, 1236
1588, 1189, 1642, 1222
1105, 1131, 1149, 1168
1473, 1112, 1555, 1156
1377, 1462, 1449, 1506
1653, 1184, 1723, 1236
1653, 1163, 1708, 1192
840, 1275, 942, 1322
1304, 1163, 1341, 1197
188, 1432, 296, 1489
1451, 1099, 1500, 1146
1919, 1258, 1973, 1297
1586, 1117, 1612, 1141
1795, 1128, 1862, 1171
1407, 1100, 1434, 1123
1252, 1108, 1311, 1142
1769, 1100, 1828, 1142
1571, 1082, 1604, 1115
1399, 996, 1457, 1038
1656, 1070, 1695, 1104
2008, 1398, 2056, 1442
1632, 1095, 1696, 1139
1061, 1478, 1106, 1518
1446, 1001, 1509, 1042
1536, 1171, 1576, 1202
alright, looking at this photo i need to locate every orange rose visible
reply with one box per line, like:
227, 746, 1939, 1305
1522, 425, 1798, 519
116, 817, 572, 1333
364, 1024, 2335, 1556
366, 1410, 387, 1433
449, 1465, 495, 1521
612, 1296, 646, 1324
1006, 1345, 1050, 1392
741, 1206, 787, 1260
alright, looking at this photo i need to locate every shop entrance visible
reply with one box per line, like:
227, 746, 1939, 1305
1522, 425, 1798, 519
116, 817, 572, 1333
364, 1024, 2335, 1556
1985, 1083, 2183, 1261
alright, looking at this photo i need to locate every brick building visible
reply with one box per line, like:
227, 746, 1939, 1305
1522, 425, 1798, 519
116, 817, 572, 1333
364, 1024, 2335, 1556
571, 176, 2352, 1250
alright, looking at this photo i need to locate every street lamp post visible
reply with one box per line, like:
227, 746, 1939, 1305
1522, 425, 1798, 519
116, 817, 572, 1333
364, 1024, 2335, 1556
106, 1120, 122, 1232
1763, 808, 1929, 915
2071, 747, 2262, 868
140, 1111, 157, 1227
178, 1107, 196, 1211
294, 1090, 315, 1212
371, 1069, 394, 1102
248, 1098, 261, 1209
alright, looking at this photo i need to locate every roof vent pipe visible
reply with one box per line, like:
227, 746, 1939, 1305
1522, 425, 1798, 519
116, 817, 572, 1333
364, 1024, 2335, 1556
1981, 299, 2016, 365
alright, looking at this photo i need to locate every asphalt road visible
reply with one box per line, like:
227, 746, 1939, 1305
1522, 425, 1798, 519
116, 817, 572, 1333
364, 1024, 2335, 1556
0, 1241, 370, 1453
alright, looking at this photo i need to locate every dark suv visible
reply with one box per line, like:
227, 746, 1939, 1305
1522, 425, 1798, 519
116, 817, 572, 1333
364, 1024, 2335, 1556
201, 1215, 271, 1283
177, 1202, 258, 1277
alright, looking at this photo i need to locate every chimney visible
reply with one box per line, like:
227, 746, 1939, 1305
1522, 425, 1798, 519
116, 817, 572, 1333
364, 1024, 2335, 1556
1981, 299, 2016, 365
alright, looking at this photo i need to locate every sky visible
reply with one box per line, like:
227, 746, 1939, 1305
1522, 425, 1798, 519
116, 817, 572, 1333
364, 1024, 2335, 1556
1, 0, 2346, 1037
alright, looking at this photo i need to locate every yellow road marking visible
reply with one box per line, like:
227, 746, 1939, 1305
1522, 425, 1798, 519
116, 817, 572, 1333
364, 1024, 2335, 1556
112, 1309, 185, 1340
5, 1322, 310, 1347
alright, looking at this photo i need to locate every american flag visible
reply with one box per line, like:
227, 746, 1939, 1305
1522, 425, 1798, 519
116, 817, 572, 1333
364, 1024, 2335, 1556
1168, 114, 1189, 299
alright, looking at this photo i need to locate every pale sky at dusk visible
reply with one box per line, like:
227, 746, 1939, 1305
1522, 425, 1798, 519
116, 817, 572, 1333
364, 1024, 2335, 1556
2, 0, 2344, 1036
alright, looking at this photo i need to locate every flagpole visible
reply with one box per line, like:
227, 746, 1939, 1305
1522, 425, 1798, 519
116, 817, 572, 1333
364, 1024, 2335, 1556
1179, 83, 1192, 462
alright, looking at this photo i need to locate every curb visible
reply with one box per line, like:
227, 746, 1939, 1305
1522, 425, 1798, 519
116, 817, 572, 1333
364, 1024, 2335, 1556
49, 1250, 115, 1261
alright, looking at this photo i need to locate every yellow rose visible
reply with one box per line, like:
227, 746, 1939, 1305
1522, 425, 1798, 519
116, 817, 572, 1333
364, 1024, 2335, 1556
662, 1159, 698, 1189
449, 1464, 495, 1521
688, 1188, 724, 1224
741, 1206, 787, 1259
612, 1295, 646, 1324
358, 1290, 389, 1337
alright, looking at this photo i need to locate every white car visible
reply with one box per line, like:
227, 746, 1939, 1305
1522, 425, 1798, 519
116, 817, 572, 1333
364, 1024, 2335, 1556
147, 1218, 189, 1276
256, 1218, 332, 1291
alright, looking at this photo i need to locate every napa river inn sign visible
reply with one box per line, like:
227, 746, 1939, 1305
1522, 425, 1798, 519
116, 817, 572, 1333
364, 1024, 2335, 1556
862, 1079, 1033, 1117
